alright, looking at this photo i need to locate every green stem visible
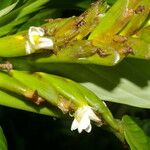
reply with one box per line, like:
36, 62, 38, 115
0, 71, 44, 104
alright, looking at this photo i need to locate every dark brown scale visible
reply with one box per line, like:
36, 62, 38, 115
76, 19, 86, 29
113, 35, 127, 43
135, 5, 145, 14
74, 11, 87, 29
0, 61, 13, 71
97, 48, 109, 57
31, 90, 45, 105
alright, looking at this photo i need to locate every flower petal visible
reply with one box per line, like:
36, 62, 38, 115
78, 115, 91, 133
37, 37, 54, 49
28, 26, 44, 45
85, 124, 92, 133
71, 119, 79, 131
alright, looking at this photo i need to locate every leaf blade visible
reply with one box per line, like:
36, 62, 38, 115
0, 127, 7, 150
122, 115, 150, 150
0, 0, 19, 18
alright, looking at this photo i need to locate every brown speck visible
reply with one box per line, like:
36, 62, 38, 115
135, 5, 145, 14
97, 48, 109, 57
76, 19, 86, 28
75, 12, 86, 29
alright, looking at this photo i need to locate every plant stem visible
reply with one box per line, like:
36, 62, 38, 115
0, 71, 44, 104
0, 90, 60, 117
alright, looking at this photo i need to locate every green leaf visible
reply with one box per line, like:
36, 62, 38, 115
122, 115, 150, 150
0, 0, 16, 11
0, 0, 19, 18
0, 0, 50, 36
16, 0, 49, 20
18, 8, 61, 31
0, 16, 29, 36
0, 127, 7, 150
89, 0, 130, 40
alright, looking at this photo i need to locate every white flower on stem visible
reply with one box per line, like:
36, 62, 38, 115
25, 26, 54, 54
71, 106, 101, 133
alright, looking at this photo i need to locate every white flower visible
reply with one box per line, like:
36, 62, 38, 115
71, 106, 101, 133
25, 26, 54, 54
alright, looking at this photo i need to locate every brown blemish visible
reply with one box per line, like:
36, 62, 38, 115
97, 48, 109, 57
121, 46, 134, 56
74, 11, 87, 29
75, 19, 86, 29
135, 5, 145, 14
58, 96, 75, 113
31, 90, 45, 105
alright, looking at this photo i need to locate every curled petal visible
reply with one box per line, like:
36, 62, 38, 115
29, 26, 44, 45
78, 115, 91, 133
71, 119, 79, 131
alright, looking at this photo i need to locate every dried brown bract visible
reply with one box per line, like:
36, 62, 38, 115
0, 61, 13, 71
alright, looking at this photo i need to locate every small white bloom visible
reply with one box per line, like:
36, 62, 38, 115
25, 26, 53, 54
71, 106, 101, 133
